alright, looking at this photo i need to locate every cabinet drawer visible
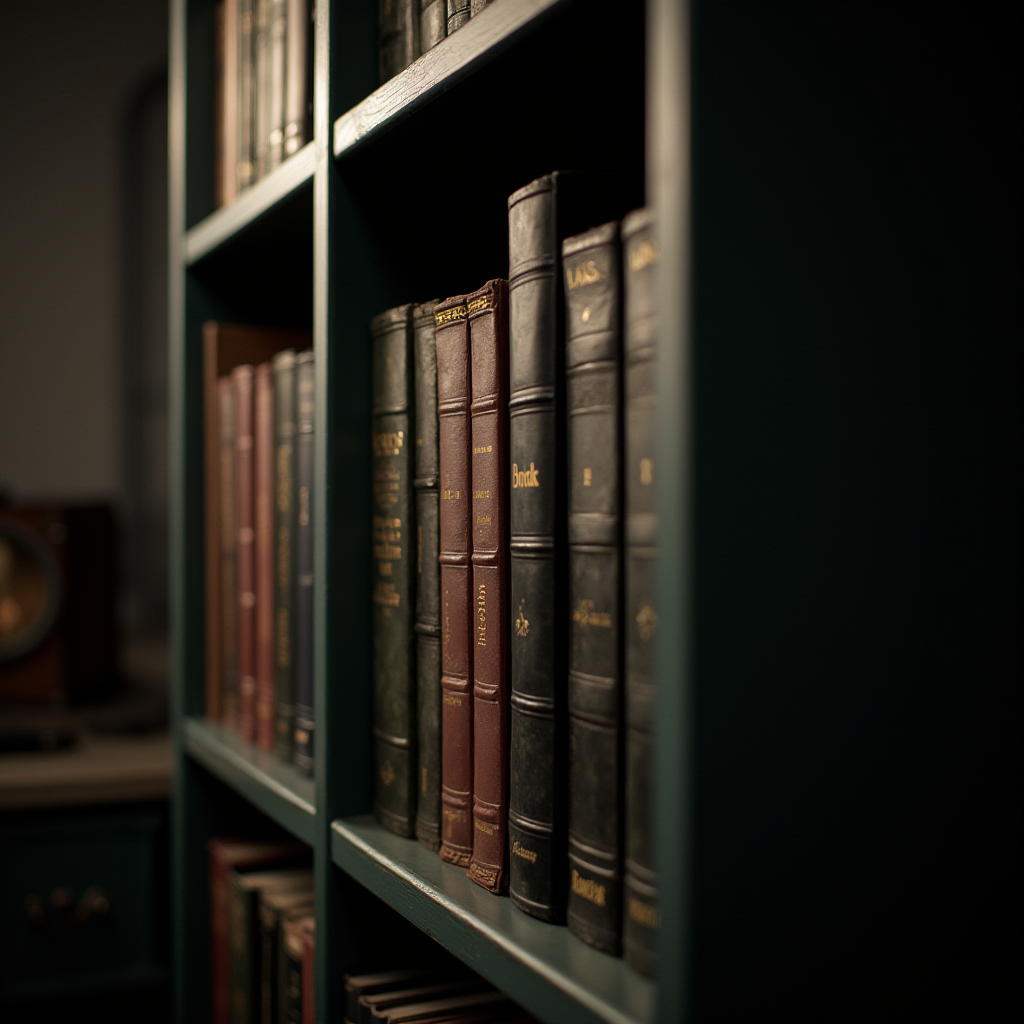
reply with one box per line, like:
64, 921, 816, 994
0, 805, 166, 1000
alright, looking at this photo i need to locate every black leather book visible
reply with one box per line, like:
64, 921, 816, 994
621, 207, 659, 976
413, 300, 442, 850
507, 173, 638, 923
273, 349, 297, 762
379, 0, 418, 84
446, 0, 470, 34
293, 350, 315, 775
563, 220, 624, 955
371, 305, 417, 836
419, 0, 445, 51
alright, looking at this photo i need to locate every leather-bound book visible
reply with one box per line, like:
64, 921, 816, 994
301, 917, 315, 1024
419, 0, 445, 51
255, 362, 275, 751
379, 0, 419, 84
260, 888, 313, 1024
293, 351, 315, 775
359, 980, 488, 1024
237, 0, 256, 189
344, 969, 436, 1024
208, 838, 305, 1024
371, 304, 417, 836
284, 0, 310, 156
280, 912, 314, 1024
413, 300, 443, 850
446, 0, 470, 34
435, 296, 474, 867
563, 220, 624, 955
217, 377, 239, 727
469, 0, 490, 14
273, 350, 297, 761
506, 172, 635, 922
466, 280, 510, 893
621, 207, 659, 976
254, 0, 271, 179
374, 990, 509, 1024
267, 0, 287, 170
218, 0, 239, 207
234, 364, 258, 743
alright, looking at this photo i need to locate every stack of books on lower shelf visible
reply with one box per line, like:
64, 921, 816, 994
369, 171, 658, 976
203, 324, 317, 776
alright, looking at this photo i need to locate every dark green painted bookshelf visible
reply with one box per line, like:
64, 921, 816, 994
171, 0, 1022, 1022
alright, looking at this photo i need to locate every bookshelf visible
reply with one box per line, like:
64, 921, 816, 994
170, 1, 1020, 1022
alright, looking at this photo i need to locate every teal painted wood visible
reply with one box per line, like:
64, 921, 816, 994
184, 142, 317, 265
331, 0, 570, 157
649, 2, 691, 1021
331, 816, 655, 1024
183, 718, 316, 843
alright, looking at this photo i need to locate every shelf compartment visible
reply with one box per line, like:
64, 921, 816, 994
183, 717, 315, 845
332, 0, 568, 158
184, 142, 316, 266
331, 815, 655, 1024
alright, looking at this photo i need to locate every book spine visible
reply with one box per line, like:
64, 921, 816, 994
221, 0, 239, 205
371, 304, 416, 836
379, 0, 419, 84
234, 365, 258, 743
255, 363, 276, 751
293, 352, 315, 774
563, 220, 624, 956
267, 0, 287, 170
413, 301, 443, 851
219, 378, 239, 729
206, 334, 224, 722
259, 900, 277, 1024
254, 0, 271, 180
228, 874, 255, 1024
469, 0, 490, 14
210, 850, 231, 1024
283, 918, 306, 1024
446, 0, 470, 34
283, 0, 308, 156
238, 0, 256, 189
419, 0, 446, 51
467, 280, 510, 893
435, 296, 474, 867
621, 208, 659, 976
507, 176, 568, 921
273, 351, 297, 761
301, 922, 315, 1024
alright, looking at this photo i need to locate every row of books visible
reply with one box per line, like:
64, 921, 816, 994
370, 172, 658, 976
203, 326, 316, 775
209, 838, 314, 1024
378, 0, 492, 84
214, 0, 313, 207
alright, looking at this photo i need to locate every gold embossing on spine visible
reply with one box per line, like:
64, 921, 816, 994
571, 869, 607, 907
434, 304, 467, 326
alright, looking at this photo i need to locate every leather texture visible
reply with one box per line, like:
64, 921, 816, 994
379, 0, 419, 84
467, 279, 510, 894
621, 207, 659, 976
419, 0, 446, 51
413, 301, 443, 851
255, 362, 276, 751
435, 295, 474, 867
563, 220, 624, 955
446, 0, 470, 34
272, 350, 297, 762
234, 364, 258, 745
218, 378, 239, 730
283, 0, 309, 156
469, 0, 490, 13
293, 351, 315, 775
371, 304, 417, 837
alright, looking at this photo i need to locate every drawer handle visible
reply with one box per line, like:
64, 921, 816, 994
24, 886, 110, 933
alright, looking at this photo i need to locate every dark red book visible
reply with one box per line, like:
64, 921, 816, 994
233, 364, 258, 743
466, 280, 510, 893
434, 296, 474, 867
255, 361, 275, 751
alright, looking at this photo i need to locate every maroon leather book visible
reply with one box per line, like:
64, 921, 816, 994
467, 280, 510, 893
435, 295, 474, 867
233, 364, 257, 743
255, 362, 275, 751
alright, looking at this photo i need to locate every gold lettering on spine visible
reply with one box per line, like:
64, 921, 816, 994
583, 467, 592, 487
434, 304, 467, 326
565, 260, 602, 290
640, 457, 653, 486
512, 462, 540, 488
474, 819, 494, 836
476, 583, 486, 647
629, 238, 660, 272
570, 870, 607, 907
628, 896, 661, 929
371, 429, 405, 457
572, 600, 612, 630
298, 486, 309, 526
512, 840, 537, 864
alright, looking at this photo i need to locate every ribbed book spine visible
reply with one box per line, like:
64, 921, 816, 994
293, 351, 314, 775
219, 377, 240, 730
266, 0, 287, 170
273, 350, 297, 761
379, 0, 418, 83
435, 296, 474, 867
467, 280, 510, 893
446, 0, 470, 34
283, 0, 308, 156
563, 220, 624, 955
507, 175, 568, 921
234, 364, 258, 744
371, 304, 417, 837
622, 207, 659, 975
237, 0, 256, 189
413, 300, 443, 851
255, 362, 276, 751
419, 0, 446, 51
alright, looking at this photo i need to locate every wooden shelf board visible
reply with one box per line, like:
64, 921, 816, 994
332, 0, 569, 158
330, 815, 655, 1024
183, 717, 315, 844
184, 142, 316, 266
